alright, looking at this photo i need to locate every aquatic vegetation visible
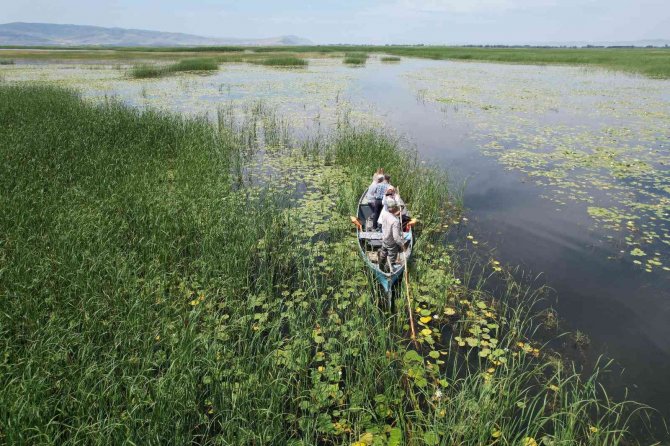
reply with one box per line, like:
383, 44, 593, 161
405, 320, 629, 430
0, 84, 650, 444
381, 56, 401, 62
170, 57, 219, 71
385, 46, 670, 79
119, 45, 245, 53
344, 52, 369, 65
407, 63, 670, 273
4, 45, 670, 78
0, 59, 14, 65
128, 63, 165, 78
129, 57, 219, 78
255, 56, 308, 67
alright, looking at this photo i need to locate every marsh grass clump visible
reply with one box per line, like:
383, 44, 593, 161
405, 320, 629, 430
170, 57, 219, 71
381, 56, 401, 62
0, 59, 14, 65
129, 63, 166, 78
216, 53, 247, 63
380, 46, 670, 78
2, 45, 669, 78
343, 52, 368, 65
129, 58, 219, 78
257, 56, 308, 67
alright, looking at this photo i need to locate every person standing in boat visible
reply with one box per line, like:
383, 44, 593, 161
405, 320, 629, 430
372, 174, 391, 230
378, 199, 405, 272
382, 186, 411, 230
366, 173, 384, 204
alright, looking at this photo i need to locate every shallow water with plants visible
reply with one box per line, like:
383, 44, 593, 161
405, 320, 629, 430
1, 55, 669, 441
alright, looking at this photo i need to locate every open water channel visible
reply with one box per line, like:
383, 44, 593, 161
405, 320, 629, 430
3, 56, 669, 426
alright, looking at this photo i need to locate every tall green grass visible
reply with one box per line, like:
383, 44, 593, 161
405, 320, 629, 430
4, 46, 668, 78
0, 59, 14, 65
243, 45, 670, 78
381, 56, 401, 62
255, 56, 308, 67
129, 57, 219, 78
0, 85, 656, 444
381, 46, 670, 78
118, 46, 245, 53
129, 63, 165, 78
170, 57, 219, 71
343, 52, 369, 65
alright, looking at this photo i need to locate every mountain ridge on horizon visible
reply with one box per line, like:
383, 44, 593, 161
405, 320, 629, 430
0, 22, 313, 47
1, 22, 668, 48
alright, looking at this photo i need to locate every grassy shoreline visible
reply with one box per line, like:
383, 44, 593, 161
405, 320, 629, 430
2, 45, 669, 78
0, 85, 656, 444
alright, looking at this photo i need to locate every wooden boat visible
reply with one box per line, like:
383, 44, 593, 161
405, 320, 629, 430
352, 192, 414, 299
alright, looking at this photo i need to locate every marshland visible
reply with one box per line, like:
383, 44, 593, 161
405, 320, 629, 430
1, 47, 670, 444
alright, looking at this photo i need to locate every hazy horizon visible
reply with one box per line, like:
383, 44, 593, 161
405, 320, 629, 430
4, 0, 670, 45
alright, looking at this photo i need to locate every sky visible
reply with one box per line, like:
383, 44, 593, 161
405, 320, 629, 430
3, 0, 670, 44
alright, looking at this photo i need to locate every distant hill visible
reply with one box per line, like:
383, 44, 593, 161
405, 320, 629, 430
0, 22, 312, 47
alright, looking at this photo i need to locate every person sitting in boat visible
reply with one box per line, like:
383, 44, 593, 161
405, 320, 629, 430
378, 199, 405, 272
371, 174, 391, 231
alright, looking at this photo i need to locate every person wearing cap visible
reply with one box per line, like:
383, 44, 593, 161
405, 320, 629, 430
372, 174, 391, 231
378, 199, 405, 272
380, 186, 411, 229
366, 173, 384, 203
365, 174, 385, 230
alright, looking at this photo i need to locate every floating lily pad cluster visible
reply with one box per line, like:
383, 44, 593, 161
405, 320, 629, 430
406, 63, 670, 273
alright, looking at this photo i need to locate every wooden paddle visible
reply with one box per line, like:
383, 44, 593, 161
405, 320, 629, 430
394, 187, 418, 346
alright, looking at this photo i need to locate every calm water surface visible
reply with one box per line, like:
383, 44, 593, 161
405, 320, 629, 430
3, 58, 669, 424
350, 60, 670, 422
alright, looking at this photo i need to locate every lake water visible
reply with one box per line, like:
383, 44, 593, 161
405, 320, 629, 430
3, 56, 669, 424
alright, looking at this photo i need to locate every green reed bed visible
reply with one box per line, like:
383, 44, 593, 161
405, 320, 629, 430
170, 57, 219, 71
381, 46, 670, 78
129, 63, 166, 78
0, 85, 652, 444
3, 45, 669, 78
344, 52, 369, 65
210, 45, 670, 78
255, 56, 308, 67
118, 46, 245, 53
381, 56, 401, 63
129, 57, 219, 78
0, 59, 14, 65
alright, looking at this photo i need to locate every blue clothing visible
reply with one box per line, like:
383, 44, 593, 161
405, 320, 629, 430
374, 182, 389, 200
365, 182, 378, 201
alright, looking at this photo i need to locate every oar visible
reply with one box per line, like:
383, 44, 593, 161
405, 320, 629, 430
394, 187, 418, 347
